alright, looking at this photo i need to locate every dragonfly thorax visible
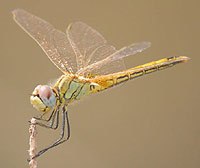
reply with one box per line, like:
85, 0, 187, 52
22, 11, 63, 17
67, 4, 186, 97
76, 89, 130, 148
30, 85, 56, 112
54, 75, 101, 104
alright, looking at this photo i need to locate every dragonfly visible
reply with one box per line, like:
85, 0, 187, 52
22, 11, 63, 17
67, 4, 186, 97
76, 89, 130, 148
12, 9, 190, 160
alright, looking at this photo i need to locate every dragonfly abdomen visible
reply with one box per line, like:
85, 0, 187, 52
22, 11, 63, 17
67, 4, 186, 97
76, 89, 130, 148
90, 56, 189, 92
127, 56, 189, 80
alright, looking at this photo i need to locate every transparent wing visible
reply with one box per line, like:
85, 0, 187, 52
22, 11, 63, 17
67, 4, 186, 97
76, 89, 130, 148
13, 9, 150, 76
77, 41, 151, 75
66, 22, 126, 75
12, 9, 77, 74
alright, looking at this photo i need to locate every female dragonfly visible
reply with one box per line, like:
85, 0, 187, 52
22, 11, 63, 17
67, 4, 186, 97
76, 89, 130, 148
12, 9, 189, 160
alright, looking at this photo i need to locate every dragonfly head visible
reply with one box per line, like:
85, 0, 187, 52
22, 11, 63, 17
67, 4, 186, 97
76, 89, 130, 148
30, 85, 56, 112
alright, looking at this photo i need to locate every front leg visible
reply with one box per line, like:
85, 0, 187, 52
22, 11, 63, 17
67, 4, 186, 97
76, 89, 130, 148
34, 108, 56, 122
31, 106, 70, 160
36, 109, 59, 129
32, 106, 60, 129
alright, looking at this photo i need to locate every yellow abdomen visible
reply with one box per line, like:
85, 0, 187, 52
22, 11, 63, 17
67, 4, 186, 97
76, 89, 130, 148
89, 56, 190, 93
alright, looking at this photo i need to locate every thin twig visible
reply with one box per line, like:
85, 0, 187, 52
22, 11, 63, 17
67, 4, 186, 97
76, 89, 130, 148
29, 118, 38, 168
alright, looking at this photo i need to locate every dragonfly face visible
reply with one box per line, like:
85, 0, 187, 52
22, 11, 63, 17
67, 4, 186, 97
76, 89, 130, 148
30, 85, 56, 113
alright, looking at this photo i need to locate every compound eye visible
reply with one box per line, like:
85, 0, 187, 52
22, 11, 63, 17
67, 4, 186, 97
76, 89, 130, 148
38, 85, 52, 99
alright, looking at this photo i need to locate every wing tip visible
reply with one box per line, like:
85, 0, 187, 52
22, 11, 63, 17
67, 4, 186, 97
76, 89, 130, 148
143, 41, 151, 48
12, 8, 26, 20
12, 8, 22, 15
67, 21, 87, 31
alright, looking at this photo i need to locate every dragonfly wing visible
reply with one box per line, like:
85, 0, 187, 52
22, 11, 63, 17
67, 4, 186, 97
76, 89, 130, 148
66, 22, 126, 75
12, 9, 77, 74
78, 41, 151, 75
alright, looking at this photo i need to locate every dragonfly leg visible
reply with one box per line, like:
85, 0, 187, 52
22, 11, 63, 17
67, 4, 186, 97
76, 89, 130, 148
45, 109, 70, 148
31, 107, 70, 160
34, 108, 56, 122
36, 109, 59, 129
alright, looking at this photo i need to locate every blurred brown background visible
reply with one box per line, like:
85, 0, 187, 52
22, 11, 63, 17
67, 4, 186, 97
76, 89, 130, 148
0, 0, 199, 167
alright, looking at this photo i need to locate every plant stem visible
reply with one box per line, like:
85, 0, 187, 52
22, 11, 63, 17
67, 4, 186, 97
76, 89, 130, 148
29, 118, 38, 168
